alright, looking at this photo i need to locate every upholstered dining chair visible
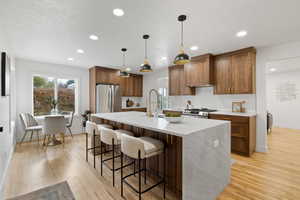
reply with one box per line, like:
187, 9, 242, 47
43, 116, 66, 146
19, 113, 43, 144
66, 111, 74, 137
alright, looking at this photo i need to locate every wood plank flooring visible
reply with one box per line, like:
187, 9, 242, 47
4, 127, 300, 200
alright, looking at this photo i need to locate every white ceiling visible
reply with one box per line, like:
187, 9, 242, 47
1, 0, 300, 72
266, 57, 300, 74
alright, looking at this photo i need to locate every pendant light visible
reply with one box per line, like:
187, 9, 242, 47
119, 48, 130, 77
140, 34, 153, 72
174, 15, 190, 65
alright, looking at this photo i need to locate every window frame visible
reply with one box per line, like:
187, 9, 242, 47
32, 74, 79, 116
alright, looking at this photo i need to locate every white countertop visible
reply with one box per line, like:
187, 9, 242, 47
92, 112, 229, 137
211, 110, 257, 117
122, 106, 146, 109
164, 108, 257, 117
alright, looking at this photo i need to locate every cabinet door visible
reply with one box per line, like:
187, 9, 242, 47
119, 77, 127, 96
214, 56, 232, 94
184, 55, 213, 87
134, 75, 143, 97
169, 66, 181, 95
231, 52, 254, 94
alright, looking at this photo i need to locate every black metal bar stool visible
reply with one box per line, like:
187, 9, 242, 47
120, 134, 166, 200
85, 121, 112, 168
100, 127, 134, 187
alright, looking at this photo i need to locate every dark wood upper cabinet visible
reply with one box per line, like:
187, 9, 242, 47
184, 54, 214, 87
214, 47, 256, 94
214, 56, 232, 94
169, 65, 195, 96
120, 74, 143, 97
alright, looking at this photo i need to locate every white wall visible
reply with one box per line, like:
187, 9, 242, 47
266, 69, 300, 129
143, 68, 256, 112
255, 41, 300, 152
15, 58, 89, 141
0, 34, 16, 199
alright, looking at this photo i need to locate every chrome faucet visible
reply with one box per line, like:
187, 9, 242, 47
147, 89, 160, 117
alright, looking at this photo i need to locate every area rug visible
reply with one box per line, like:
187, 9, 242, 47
7, 181, 75, 200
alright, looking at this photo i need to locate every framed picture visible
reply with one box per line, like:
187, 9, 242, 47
232, 101, 246, 113
1, 52, 10, 96
232, 102, 242, 112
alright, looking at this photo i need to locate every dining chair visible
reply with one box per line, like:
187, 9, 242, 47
66, 111, 74, 137
43, 116, 66, 146
19, 113, 43, 144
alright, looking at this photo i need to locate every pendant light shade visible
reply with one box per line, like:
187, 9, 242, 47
140, 35, 153, 72
119, 48, 130, 77
174, 15, 190, 65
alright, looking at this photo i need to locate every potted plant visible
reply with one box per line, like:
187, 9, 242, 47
81, 110, 92, 128
48, 97, 58, 115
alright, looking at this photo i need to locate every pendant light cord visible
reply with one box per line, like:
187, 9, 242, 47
123, 51, 125, 67
181, 21, 184, 48
145, 39, 148, 59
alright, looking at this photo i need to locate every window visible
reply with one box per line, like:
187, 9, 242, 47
33, 76, 77, 116
158, 88, 169, 110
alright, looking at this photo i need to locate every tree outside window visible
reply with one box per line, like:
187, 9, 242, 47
33, 76, 76, 116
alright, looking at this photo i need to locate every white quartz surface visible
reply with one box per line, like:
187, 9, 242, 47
164, 108, 257, 117
212, 110, 257, 117
92, 112, 229, 137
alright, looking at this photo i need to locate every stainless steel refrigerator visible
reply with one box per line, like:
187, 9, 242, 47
96, 84, 121, 113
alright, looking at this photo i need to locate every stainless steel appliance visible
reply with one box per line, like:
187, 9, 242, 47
183, 108, 217, 118
96, 84, 121, 113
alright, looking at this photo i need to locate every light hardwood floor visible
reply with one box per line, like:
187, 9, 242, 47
4, 127, 300, 200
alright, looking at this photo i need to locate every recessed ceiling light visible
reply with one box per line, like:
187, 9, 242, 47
236, 30, 247, 38
161, 57, 167, 60
190, 46, 199, 51
113, 8, 124, 16
125, 67, 131, 72
89, 34, 99, 40
67, 57, 74, 61
270, 68, 277, 72
77, 49, 84, 54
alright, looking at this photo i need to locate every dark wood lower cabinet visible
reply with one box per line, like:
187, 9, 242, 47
209, 114, 256, 156
91, 117, 182, 199
121, 107, 147, 112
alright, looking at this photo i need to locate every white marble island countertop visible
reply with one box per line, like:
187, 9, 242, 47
92, 111, 229, 137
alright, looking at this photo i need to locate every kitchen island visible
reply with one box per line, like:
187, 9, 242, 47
92, 111, 231, 200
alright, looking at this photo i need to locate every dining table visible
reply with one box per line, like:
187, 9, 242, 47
35, 114, 71, 146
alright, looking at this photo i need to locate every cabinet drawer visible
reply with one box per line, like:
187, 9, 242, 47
209, 114, 249, 123
231, 137, 248, 154
231, 123, 248, 138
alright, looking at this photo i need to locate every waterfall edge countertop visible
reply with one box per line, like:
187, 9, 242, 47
93, 111, 231, 200
92, 111, 230, 137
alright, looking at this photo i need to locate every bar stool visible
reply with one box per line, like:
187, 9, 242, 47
100, 127, 134, 187
85, 121, 112, 168
120, 134, 166, 200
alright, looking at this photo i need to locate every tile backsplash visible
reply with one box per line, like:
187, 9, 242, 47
121, 97, 145, 108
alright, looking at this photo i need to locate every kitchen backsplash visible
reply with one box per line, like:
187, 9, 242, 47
121, 97, 145, 108
168, 87, 256, 112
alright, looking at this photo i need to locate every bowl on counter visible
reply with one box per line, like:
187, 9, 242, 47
164, 111, 183, 123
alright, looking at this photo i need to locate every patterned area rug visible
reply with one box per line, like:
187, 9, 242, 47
7, 181, 75, 200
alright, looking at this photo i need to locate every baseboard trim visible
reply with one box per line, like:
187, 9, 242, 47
0, 144, 14, 199
256, 145, 268, 153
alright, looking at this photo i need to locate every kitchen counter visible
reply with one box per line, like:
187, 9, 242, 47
164, 108, 257, 117
212, 110, 257, 117
92, 112, 231, 200
93, 112, 229, 137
